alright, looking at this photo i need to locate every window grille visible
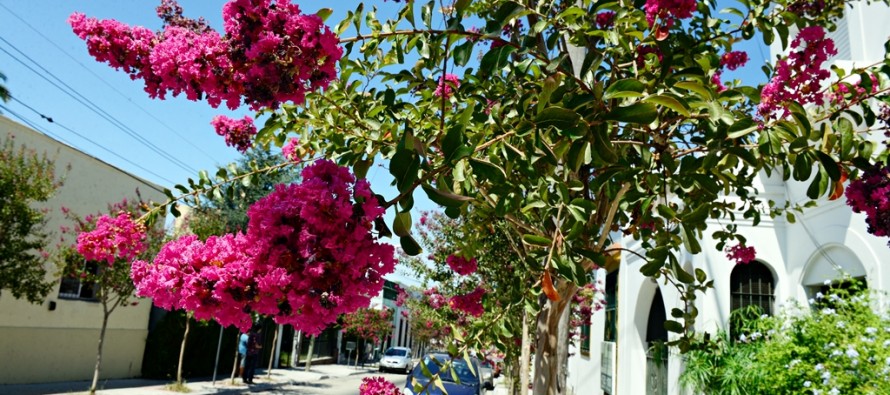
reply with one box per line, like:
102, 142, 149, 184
729, 261, 775, 316
58, 260, 99, 300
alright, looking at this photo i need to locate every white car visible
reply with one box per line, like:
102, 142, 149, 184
379, 347, 413, 373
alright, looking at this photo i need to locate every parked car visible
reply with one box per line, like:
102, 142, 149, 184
379, 346, 413, 373
403, 352, 494, 395
477, 359, 495, 389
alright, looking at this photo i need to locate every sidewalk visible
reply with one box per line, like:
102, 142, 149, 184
0, 364, 378, 395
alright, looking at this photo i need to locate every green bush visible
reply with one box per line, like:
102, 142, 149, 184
681, 280, 890, 395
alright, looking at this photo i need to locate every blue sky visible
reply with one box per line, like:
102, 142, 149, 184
0, 1, 769, 285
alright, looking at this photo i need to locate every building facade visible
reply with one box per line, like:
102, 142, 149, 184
566, 2, 890, 394
0, 116, 167, 384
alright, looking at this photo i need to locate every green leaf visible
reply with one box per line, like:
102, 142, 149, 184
315, 8, 333, 21
727, 117, 757, 139
480, 45, 517, 75
673, 81, 713, 100
664, 320, 684, 333
469, 158, 507, 183
422, 0, 434, 27
643, 95, 690, 116
422, 183, 473, 207
393, 211, 412, 237
536, 106, 581, 130
453, 40, 474, 67
815, 151, 840, 180
836, 117, 855, 158
521, 234, 552, 247
390, 148, 420, 192
604, 79, 646, 100
604, 102, 658, 124
400, 235, 422, 256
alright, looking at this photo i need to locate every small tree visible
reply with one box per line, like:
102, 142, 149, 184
341, 307, 394, 366
0, 134, 62, 303
60, 198, 165, 394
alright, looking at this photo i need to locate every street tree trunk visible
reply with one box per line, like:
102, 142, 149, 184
176, 315, 191, 385
89, 307, 111, 394
230, 334, 240, 384
519, 309, 531, 395
267, 325, 279, 378
532, 279, 577, 395
304, 335, 316, 371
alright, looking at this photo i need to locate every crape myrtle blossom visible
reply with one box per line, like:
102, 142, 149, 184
644, 0, 697, 38
434, 73, 460, 99
132, 161, 395, 333
845, 163, 890, 242
245, 160, 395, 334
358, 376, 401, 395
446, 254, 478, 275
282, 137, 301, 162
211, 115, 257, 153
69, 0, 342, 111
725, 243, 756, 264
759, 26, 837, 119
76, 212, 147, 266
131, 233, 255, 331
449, 286, 486, 317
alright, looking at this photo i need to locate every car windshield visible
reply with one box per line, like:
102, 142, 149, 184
385, 348, 407, 357
413, 355, 479, 384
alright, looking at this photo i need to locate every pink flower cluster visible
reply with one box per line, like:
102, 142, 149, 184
69, 0, 342, 111
76, 212, 147, 266
449, 286, 486, 317
244, 160, 395, 334
358, 376, 401, 395
282, 137, 301, 162
644, 0, 696, 32
830, 74, 879, 105
131, 233, 255, 330
725, 243, 757, 265
759, 26, 837, 119
596, 12, 616, 29
712, 51, 749, 92
845, 164, 890, 242
424, 287, 447, 309
132, 160, 395, 333
446, 254, 478, 275
211, 115, 256, 152
434, 73, 460, 99
721, 51, 749, 71
787, 0, 827, 16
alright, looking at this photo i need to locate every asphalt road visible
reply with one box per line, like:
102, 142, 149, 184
271, 370, 409, 395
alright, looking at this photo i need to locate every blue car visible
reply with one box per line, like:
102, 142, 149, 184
403, 352, 493, 395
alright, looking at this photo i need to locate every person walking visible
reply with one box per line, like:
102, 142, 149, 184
238, 330, 249, 382
243, 324, 264, 384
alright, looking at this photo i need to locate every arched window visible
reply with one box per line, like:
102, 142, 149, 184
729, 261, 775, 338
729, 261, 775, 316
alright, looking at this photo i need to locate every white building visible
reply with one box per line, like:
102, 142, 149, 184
0, 116, 167, 384
566, 3, 890, 394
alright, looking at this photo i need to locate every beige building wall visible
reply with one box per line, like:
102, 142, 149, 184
0, 116, 167, 384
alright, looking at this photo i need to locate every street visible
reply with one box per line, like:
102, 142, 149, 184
249, 370, 409, 395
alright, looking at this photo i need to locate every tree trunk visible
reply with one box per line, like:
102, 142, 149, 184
266, 325, 279, 378
519, 308, 531, 395
304, 335, 316, 371
177, 315, 191, 385
89, 309, 111, 394
230, 334, 240, 384
354, 338, 361, 367
532, 280, 577, 395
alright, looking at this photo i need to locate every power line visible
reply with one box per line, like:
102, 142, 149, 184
7, 96, 176, 187
0, 38, 200, 175
0, 3, 218, 162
